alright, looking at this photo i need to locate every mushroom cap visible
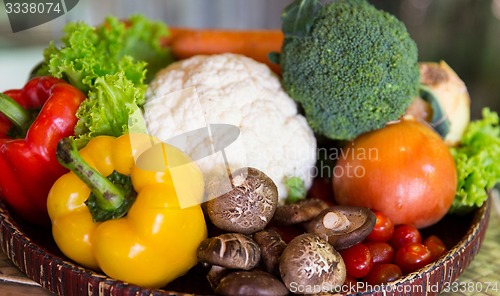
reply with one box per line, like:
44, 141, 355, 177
206, 167, 278, 235
207, 265, 230, 290
196, 233, 261, 270
252, 229, 287, 276
272, 198, 329, 225
215, 270, 289, 296
279, 233, 346, 294
306, 206, 376, 250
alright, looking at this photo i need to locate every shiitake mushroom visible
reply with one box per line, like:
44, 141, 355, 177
279, 233, 346, 294
305, 206, 376, 250
252, 229, 287, 277
271, 198, 329, 226
206, 265, 231, 290
206, 167, 278, 235
196, 233, 261, 270
215, 270, 288, 296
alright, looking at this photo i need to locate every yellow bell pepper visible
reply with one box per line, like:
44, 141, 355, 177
47, 133, 207, 288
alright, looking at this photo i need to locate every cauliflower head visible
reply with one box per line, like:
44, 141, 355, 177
143, 53, 317, 200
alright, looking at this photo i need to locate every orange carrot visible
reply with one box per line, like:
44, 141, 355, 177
162, 27, 284, 74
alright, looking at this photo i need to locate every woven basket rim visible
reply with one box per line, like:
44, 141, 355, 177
0, 197, 491, 296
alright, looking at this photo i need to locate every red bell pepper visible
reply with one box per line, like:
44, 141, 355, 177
0, 76, 85, 226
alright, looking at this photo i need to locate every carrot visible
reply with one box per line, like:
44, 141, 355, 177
162, 27, 284, 74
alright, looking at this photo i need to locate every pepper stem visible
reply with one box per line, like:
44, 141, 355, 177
0, 93, 31, 136
56, 137, 136, 222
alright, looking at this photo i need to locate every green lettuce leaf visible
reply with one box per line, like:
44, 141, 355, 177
74, 72, 146, 145
449, 108, 500, 214
37, 14, 173, 143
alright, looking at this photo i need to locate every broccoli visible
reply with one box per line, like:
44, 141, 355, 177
278, 0, 420, 140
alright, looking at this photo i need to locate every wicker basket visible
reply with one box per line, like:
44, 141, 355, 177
0, 196, 491, 296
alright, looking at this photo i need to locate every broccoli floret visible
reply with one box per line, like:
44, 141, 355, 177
279, 0, 420, 140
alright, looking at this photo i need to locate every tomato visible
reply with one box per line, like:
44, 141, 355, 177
394, 243, 432, 274
423, 235, 448, 261
363, 263, 402, 285
339, 243, 373, 279
332, 118, 457, 228
389, 225, 422, 250
366, 211, 394, 242
365, 241, 394, 264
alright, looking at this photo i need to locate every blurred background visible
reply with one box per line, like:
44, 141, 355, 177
0, 0, 499, 118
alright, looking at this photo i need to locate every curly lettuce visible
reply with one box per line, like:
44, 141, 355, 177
74, 72, 146, 138
449, 108, 500, 214
37, 14, 173, 144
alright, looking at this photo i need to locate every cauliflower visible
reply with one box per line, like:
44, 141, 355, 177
143, 53, 317, 200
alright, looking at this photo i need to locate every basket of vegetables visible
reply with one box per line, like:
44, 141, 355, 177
0, 0, 498, 295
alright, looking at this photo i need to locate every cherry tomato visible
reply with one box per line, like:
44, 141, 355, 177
364, 241, 395, 264
423, 235, 447, 261
363, 263, 403, 285
366, 211, 394, 242
333, 119, 457, 228
340, 243, 373, 279
394, 243, 432, 274
389, 225, 422, 250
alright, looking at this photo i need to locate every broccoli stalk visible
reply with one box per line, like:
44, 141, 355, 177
278, 0, 421, 140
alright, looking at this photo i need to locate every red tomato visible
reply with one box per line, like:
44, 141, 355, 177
364, 241, 395, 264
389, 225, 422, 250
423, 235, 448, 261
340, 243, 373, 279
395, 243, 432, 274
363, 263, 403, 285
366, 211, 394, 242
332, 119, 457, 228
